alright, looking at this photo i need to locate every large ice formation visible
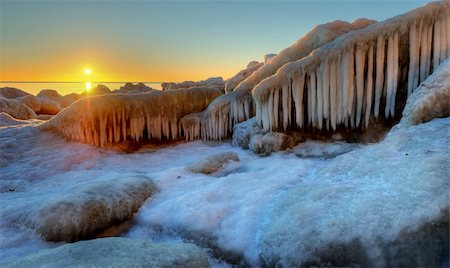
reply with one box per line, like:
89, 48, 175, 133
0, 97, 37, 120
182, 19, 376, 141
42, 87, 222, 147
401, 57, 450, 125
3, 237, 209, 268
253, 1, 449, 132
225, 61, 264, 93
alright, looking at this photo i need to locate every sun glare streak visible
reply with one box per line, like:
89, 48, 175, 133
85, 82, 91, 91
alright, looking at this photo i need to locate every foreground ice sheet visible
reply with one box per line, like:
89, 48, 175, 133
0, 117, 449, 266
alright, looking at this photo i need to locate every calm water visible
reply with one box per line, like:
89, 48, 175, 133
0, 82, 163, 96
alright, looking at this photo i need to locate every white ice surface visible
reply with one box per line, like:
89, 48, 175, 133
1, 117, 449, 266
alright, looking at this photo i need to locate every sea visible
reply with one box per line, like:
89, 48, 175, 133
0, 82, 163, 96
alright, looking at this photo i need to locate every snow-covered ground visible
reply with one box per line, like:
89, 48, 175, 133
1, 116, 449, 266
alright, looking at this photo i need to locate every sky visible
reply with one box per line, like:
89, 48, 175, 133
0, 0, 430, 83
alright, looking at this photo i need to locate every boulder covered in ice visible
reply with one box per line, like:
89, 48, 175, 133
3, 237, 209, 268
0, 97, 37, 120
36, 89, 62, 101
401, 57, 450, 126
82, 84, 112, 96
249, 132, 296, 156
2, 176, 157, 242
225, 61, 263, 93
42, 87, 223, 147
113, 82, 154, 94
292, 140, 360, 158
231, 117, 264, 149
60, 93, 81, 108
188, 151, 239, 175
36, 97, 61, 115
0, 87, 30, 99
263, 53, 277, 64
162, 77, 224, 91
17, 95, 42, 114
258, 117, 449, 267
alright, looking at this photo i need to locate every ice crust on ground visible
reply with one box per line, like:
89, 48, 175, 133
253, 1, 449, 132
4, 237, 209, 268
188, 152, 239, 175
182, 19, 376, 141
0, 113, 32, 127
292, 140, 361, 158
401, 57, 450, 125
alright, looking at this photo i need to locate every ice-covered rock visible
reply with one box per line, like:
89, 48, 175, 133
249, 132, 295, 156
113, 82, 154, 94
401, 57, 450, 125
188, 152, 239, 175
0, 112, 29, 127
292, 140, 360, 158
231, 117, 264, 149
42, 87, 222, 147
37, 97, 61, 115
263, 53, 277, 64
0, 87, 30, 99
36, 89, 62, 101
225, 61, 263, 93
3, 237, 209, 268
2, 176, 157, 242
60, 93, 81, 108
17, 95, 42, 113
258, 117, 450, 267
0, 97, 37, 120
162, 77, 224, 91
83, 84, 112, 96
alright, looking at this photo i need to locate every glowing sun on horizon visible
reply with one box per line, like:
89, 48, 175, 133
84, 68, 92, 75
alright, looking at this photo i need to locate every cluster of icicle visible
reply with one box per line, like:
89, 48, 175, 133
180, 19, 377, 141
42, 87, 222, 147
253, 1, 449, 132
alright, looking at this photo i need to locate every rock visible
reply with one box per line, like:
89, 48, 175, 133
37, 89, 62, 101
258, 118, 450, 267
232, 117, 264, 149
12, 176, 157, 242
37, 97, 62, 115
113, 82, 154, 94
162, 77, 224, 91
83, 84, 111, 96
249, 132, 295, 156
0, 97, 37, 120
0, 87, 30, 99
3, 237, 210, 268
60, 93, 81, 108
188, 152, 239, 175
292, 140, 360, 158
18, 95, 42, 113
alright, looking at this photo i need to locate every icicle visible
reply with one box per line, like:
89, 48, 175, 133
268, 90, 274, 131
293, 74, 305, 128
439, 18, 447, 62
425, 24, 432, 77
407, 23, 417, 97
337, 56, 344, 124
419, 25, 429, 83
308, 72, 317, 127
341, 52, 350, 117
355, 46, 366, 127
413, 19, 423, 90
274, 88, 280, 130
364, 46, 374, 128
330, 59, 338, 130
322, 60, 330, 129
390, 32, 399, 117
447, 15, 450, 57
385, 34, 394, 118
374, 36, 385, 118
433, 20, 441, 71
282, 83, 289, 130
346, 49, 355, 121
316, 66, 324, 130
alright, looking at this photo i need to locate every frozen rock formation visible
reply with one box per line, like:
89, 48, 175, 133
0, 112, 30, 127
113, 82, 154, 94
0, 97, 37, 120
162, 77, 225, 91
2, 176, 156, 242
249, 132, 295, 156
225, 61, 264, 93
3, 237, 209, 268
37, 97, 62, 115
82, 84, 112, 96
36, 89, 62, 101
18, 95, 42, 113
188, 152, 239, 175
258, 117, 449, 267
60, 93, 81, 108
264, 53, 277, 64
184, 18, 376, 141
292, 140, 360, 158
231, 117, 264, 149
0, 87, 30, 99
401, 57, 450, 125
253, 1, 449, 132
42, 87, 222, 147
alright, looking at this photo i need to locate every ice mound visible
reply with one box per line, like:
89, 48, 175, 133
113, 82, 154, 94
402, 57, 450, 125
249, 132, 295, 156
0, 87, 30, 99
253, 1, 449, 132
42, 87, 222, 147
0, 97, 37, 120
2, 176, 156, 242
231, 117, 263, 149
59, 93, 81, 108
188, 152, 239, 175
0, 112, 30, 127
263, 53, 277, 64
3, 237, 209, 268
225, 61, 263, 93
183, 18, 376, 141
258, 117, 450, 267
82, 84, 112, 96
162, 77, 225, 91
292, 140, 360, 158
17, 95, 42, 113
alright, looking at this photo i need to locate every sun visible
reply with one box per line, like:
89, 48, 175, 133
84, 68, 92, 75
